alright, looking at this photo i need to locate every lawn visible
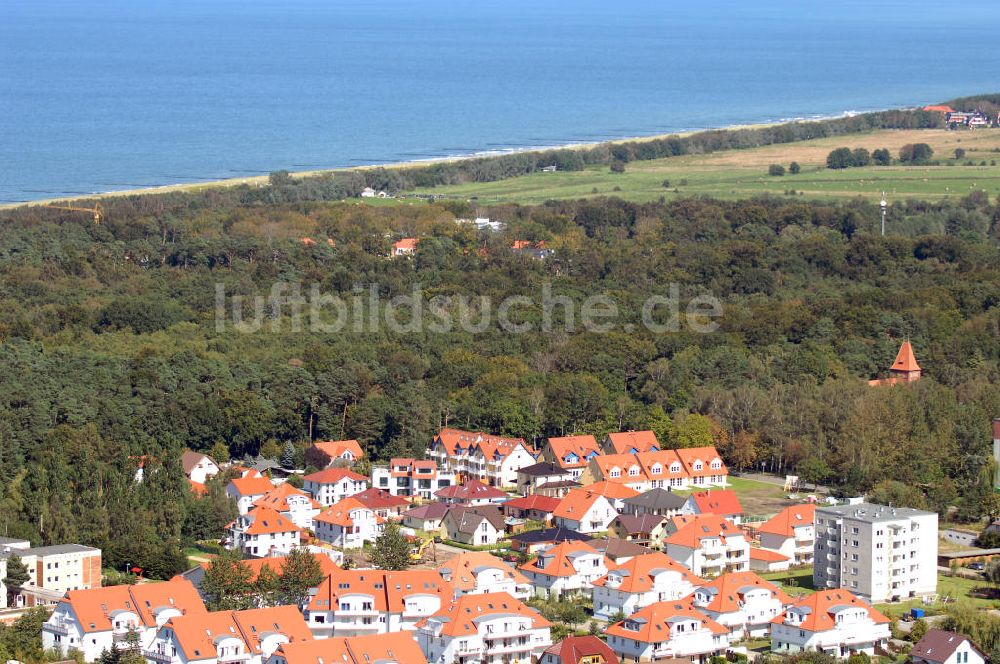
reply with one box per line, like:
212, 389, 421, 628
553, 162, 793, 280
407, 128, 1000, 204
761, 568, 816, 599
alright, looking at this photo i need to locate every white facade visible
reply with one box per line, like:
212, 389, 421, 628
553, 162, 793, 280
814, 503, 938, 603
553, 494, 617, 534
771, 594, 891, 657
303, 474, 368, 507
519, 543, 608, 600
185, 455, 220, 485
606, 607, 728, 663
226, 512, 301, 558
372, 463, 456, 500
691, 578, 787, 639
761, 527, 814, 567
666, 534, 749, 578
44, 601, 184, 661
314, 504, 382, 550
592, 560, 700, 620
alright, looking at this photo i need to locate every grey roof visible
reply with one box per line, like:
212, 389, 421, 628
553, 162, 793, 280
25, 544, 100, 556
510, 527, 590, 545
534, 480, 581, 490
912, 629, 985, 663
586, 537, 649, 559
613, 514, 666, 534
446, 506, 505, 534
0, 537, 30, 547
517, 462, 567, 477
623, 488, 687, 511
817, 502, 936, 522
403, 502, 450, 519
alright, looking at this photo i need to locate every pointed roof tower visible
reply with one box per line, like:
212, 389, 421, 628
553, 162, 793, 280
891, 341, 921, 373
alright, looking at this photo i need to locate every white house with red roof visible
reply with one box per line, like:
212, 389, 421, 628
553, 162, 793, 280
758, 503, 815, 567
518, 541, 609, 599
303, 569, 452, 638
313, 498, 383, 550
504, 494, 561, 522
181, 451, 220, 485
552, 488, 618, 534
435, 480, 508, 506
144, 605, 312, 664
691, 570, 791, 640
605, 600, 729, 663
437, 550, 532, 600
770, 589, 892, 657
267, 632, 427, 664
252, 483, 321, 529
226, 507, 302, 558
584, 447, 728, 492
427, 428, 534, 487
226, 476, 277, 515
302, 467, 368, 507
684, 489, 744, 524
392, 238, 419, 256
591, 551, 704, 620
309, 439, 365, 464
542, 635, 620, 664
603, 430, 660, 455
42, 578, 207, 662
415, 592, 552, 664
664, 514, 749, 577
539, 435, 602, 478
371, 457, 456, 499
352, 487, 411, 519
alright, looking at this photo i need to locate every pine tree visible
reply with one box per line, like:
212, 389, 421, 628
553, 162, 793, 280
280, 442, 296, 469
371, 523, 412, 571
3, 553, 30, 606
277, 547, 323, 607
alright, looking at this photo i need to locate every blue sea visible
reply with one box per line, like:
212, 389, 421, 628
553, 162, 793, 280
3, 0, 1000, 203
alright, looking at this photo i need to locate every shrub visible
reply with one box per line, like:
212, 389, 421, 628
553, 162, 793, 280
789, 161, 801, 174
609, 160, 626, 173
899, 143, 934, 164
661, 179, 671, 188
851, 148, 871, 167
768, 164, 786, 177
955, 148, 966, 159
873, 148, 892, 165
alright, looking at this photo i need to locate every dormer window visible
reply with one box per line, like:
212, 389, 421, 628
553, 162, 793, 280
670, 463, 681, 473
693, 461, 703, 471
610, 468, 621, 478
650, 464, 662, 475
628, 466, 640, 477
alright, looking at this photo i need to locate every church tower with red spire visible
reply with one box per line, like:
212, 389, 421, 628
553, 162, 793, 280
868, 341, 922, 386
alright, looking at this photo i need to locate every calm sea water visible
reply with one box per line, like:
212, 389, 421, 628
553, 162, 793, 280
3, 0, 1000, 203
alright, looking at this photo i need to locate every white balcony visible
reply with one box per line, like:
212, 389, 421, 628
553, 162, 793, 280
144, 650, 173, 664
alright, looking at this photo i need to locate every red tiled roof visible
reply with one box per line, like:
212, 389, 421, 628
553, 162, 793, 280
749, 547, 790, 562
240, 506, 302, 535
433, 428, 526, 456
518, 541, 602, 579
253, 482, 320, 511
353, 487, 410, 509
592, 551, 702, 593
892, 341, 921, 372
605, 600, 728, 643
758, 503, 815, 537
273, 633, 427, 664
314, 498, 381, 527
543, 635, 620, 664
415, 592, 550, 637
435, 480, 507, 501
695, 570, 791, 613
228, 476, 275, 497
665, 514, 743, 548
302, 467, 367, 484
690, 489, 742, 517
552, 488, 612, 520
504, 494, 562, 512
307, 569, 452, 613
773, 589, 890, 631
63, 578, 207, 634
312, 439, 364, 460
605, 431, 660, 454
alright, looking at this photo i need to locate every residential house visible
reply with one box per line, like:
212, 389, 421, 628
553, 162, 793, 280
758, 503, 815, 567
623, 488, 688, 518
584, 447, 728, 492
516, 461, 576, 496
401, 503, 450, 534
252, 483, 321, 530
542, 635, 620, 664
303, 569, 452, 638
2, 542, 101, 608
227, 476, 277, 515
518, 541, 608, 599
770, 589, 892, 657
591, 551, 703, 620
144, 606, 312, 664
302, 467, 369, 507
181, 451, 220, 485
911, 629, 987, 664
392, 238, 419, 256
534, 479, 582, 499
437, 550, 532, 600
427, 428, 533, 488
266, 632, 426, 664
609, 514, 668, 548
227, 507, 302, 558
540, 435, 602, 479
690, 571, 791, 640
372, 458, 455, 500
749, 547, 792, 573
416, 592, 552, 663
684, 489, 744, 524
511, 240, 555, 260
306, 439, 365, 467
813, 502, 938, 603
868, 341, 922, 386
584, 481, 640, 511
552, 488, 618, 534
586, 538, 651, 565
42, 578, 206, 662
435, 480, 508, 506
313, 498, 383, 550
664, 515, 749, 578
603, 431, 660, 455
605, 600, 729, 663
508, 527, 592, 555
504, 494, 561, 523
442, 506, 505, 546
352, 487, 411, 519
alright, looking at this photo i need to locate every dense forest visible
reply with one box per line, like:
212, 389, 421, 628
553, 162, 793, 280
1, 130, 1000, 574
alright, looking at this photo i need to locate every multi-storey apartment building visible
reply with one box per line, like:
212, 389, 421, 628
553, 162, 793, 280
813, 502, 938, 603
428, 429, 536, 487
371, 458, 456, 500
664, 515, 749, 578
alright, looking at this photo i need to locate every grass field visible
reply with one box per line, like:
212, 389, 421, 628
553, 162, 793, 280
409, 128, 1000, 204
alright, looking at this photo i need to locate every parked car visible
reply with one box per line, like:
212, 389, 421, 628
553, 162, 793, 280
967, 561, 985, 571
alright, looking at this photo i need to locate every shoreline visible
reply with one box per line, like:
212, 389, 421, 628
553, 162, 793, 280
1, 106, 911, 210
